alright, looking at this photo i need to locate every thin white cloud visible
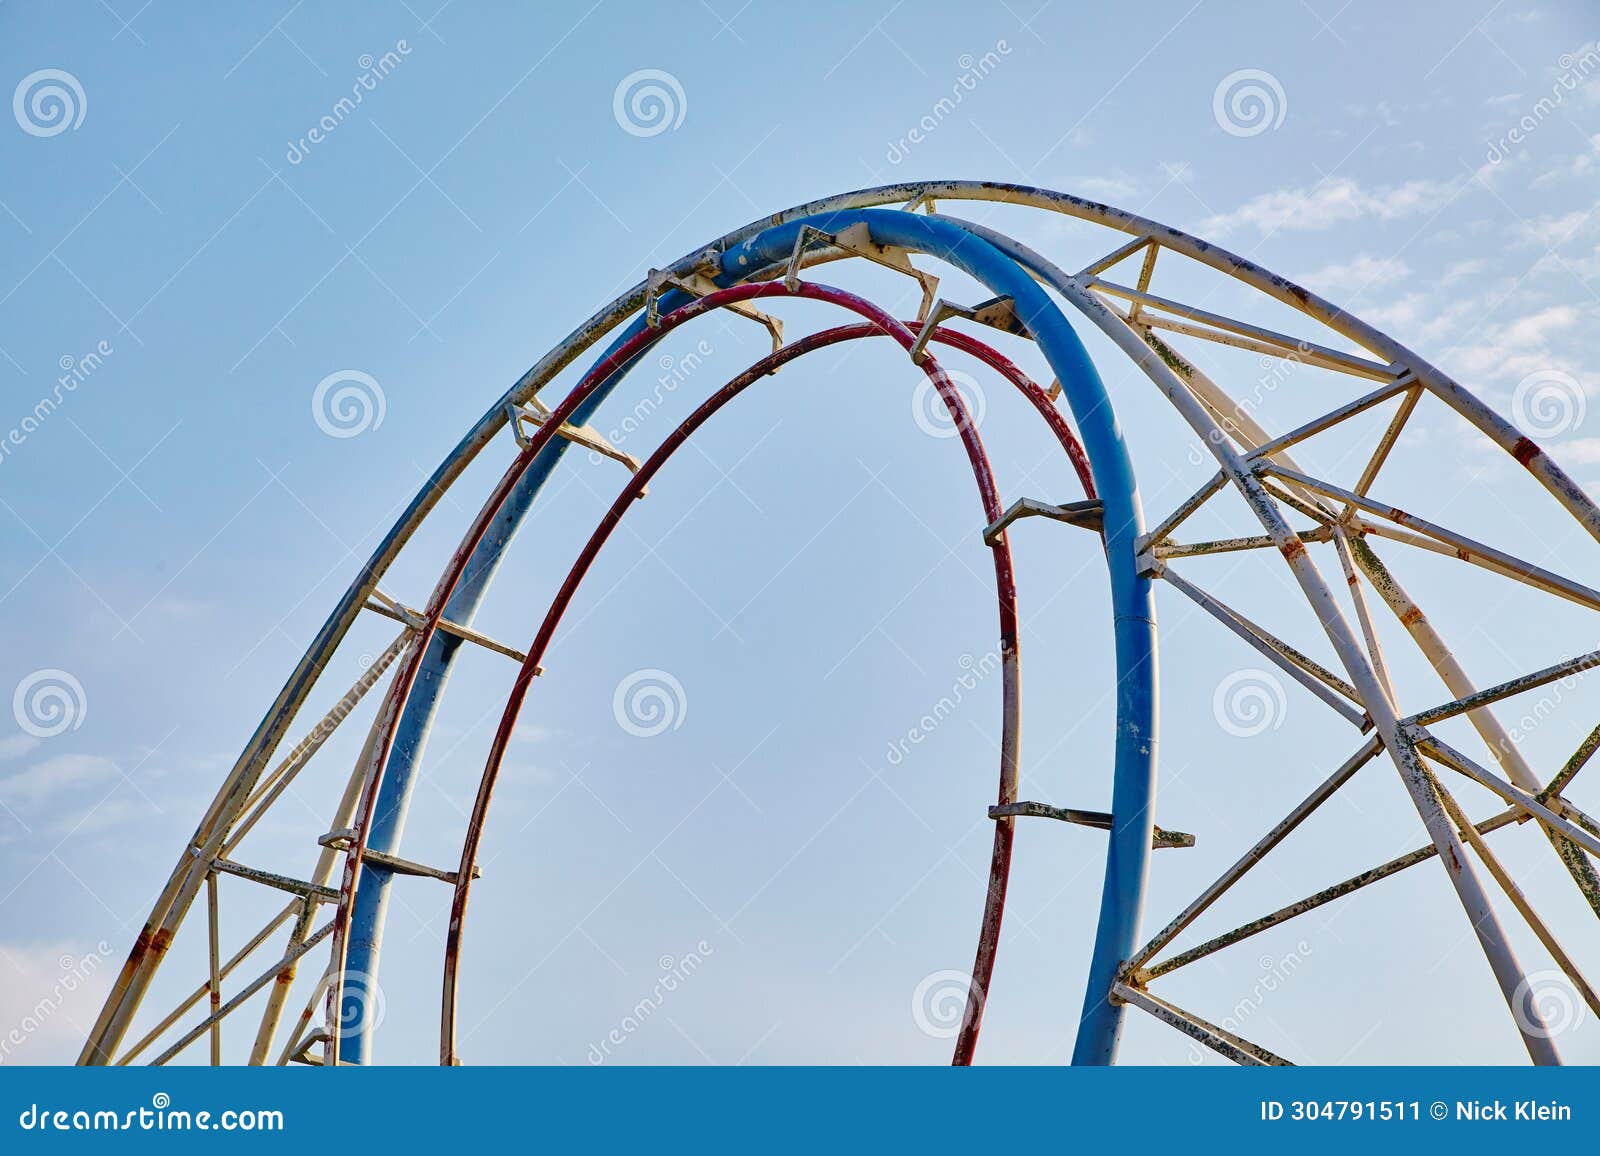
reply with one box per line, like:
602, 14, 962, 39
1440, 258, 1488, 285
1449, 304, 1589, 385
1063, 172, 1141, 202
0, 754, 121, 811
1529, 136, 1600, 186
1359, 291, 1480, 347
1303, 254, 1412, 295
1550, 438, 1600, 465
1343, 101, 1399, 126
0, 941, 117, 1063
1502, 304, 1579, 346
0, 735, 42, 763
1516, 210, 1592, 248
46, 795, 157, 838
1199, 176, 1462, 237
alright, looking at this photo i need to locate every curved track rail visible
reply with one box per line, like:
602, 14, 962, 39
82, 182, 1600, 1068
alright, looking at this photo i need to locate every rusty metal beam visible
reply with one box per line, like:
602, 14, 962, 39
1113, 983, 1293, 1065
987, 801, 1194, 849
148, 921, 334, 1067
1156, 566, 1368, 726
1144, 807, 1524, 980
1130, 736, 1382, 978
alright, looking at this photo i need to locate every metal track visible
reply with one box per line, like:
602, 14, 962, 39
80, 183, 1600, 1067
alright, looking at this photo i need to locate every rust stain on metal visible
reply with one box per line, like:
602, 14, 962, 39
128, 926, 155, 958
1511, 436, 1541, 466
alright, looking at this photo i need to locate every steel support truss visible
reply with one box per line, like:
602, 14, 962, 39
80, 183, 1600, 1068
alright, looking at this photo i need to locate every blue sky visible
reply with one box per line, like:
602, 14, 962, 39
3, 0, 1600, 1066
